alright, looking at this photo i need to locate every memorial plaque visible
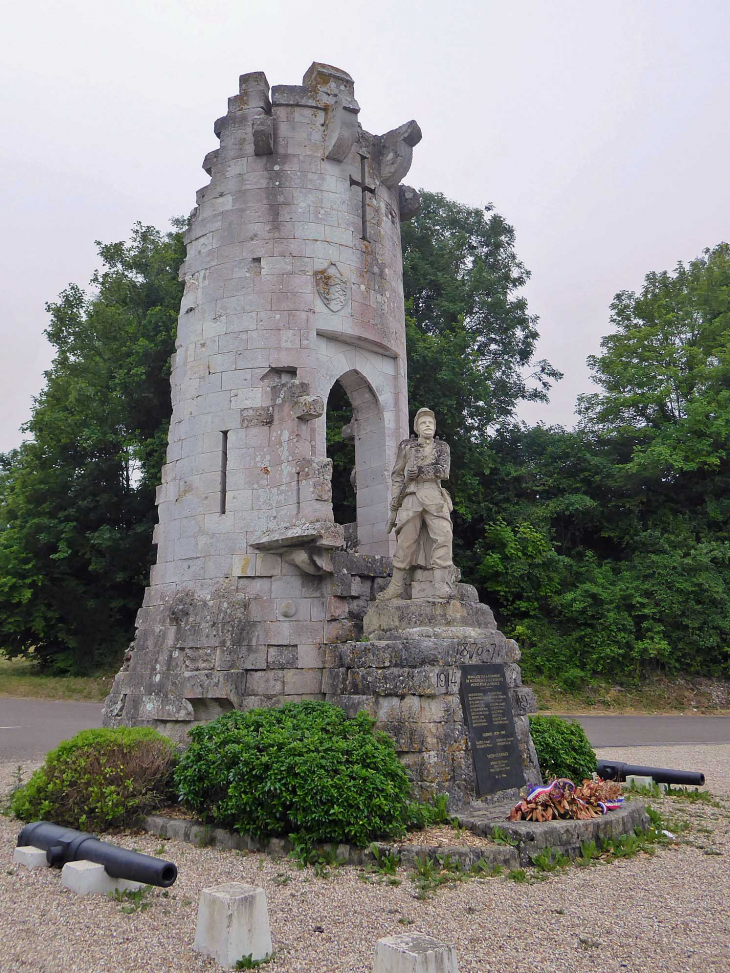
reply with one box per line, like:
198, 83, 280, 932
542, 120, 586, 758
459, 664, 525, 796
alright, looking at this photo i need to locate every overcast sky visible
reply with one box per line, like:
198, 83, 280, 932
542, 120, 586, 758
2, 0, 729, 453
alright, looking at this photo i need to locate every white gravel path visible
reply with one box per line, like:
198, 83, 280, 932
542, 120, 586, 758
0, 746, 728, 973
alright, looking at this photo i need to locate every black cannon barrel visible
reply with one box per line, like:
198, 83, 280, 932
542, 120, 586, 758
597, 760, 705, 787
17, 822, 177, 888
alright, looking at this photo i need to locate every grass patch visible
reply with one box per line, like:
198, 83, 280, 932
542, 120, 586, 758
0, 655, 113, 701
532, 673, 730, 714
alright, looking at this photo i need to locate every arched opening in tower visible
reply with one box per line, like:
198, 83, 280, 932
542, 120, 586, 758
326, 380, 356, 527
325, 369, 389, 555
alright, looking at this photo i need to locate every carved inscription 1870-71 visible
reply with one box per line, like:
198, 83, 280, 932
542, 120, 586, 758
459, 664, 525, 796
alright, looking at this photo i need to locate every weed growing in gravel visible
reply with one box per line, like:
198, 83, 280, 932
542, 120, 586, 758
506, 868, 528, 883
288, 841, 343, 878
411, 853, 465, 898
110, 885, 153, 914
235, 952, 274, 969
625, 780, 721, 808
154, 842, 166, 856
575, 840, 601, 867
665, 785, 720, 807
531, 850, 570, 872
469, 859, 503, 878
367, 845, 400, 876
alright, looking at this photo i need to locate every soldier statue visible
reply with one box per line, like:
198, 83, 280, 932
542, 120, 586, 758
377, 408, 455, 601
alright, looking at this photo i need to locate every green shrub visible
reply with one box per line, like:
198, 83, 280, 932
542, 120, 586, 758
10, 727, 177, 830
529, 715, 596, 782
175, 701, 414, 847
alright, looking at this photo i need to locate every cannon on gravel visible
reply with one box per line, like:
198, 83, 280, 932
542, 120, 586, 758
17, 821, 178, 887
597, 760, 705, 788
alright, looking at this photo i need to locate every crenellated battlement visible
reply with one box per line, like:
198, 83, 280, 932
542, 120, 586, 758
200, 63, 420, 213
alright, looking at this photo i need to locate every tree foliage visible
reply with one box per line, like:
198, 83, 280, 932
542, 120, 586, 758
0, 224, 184, 672
401, 193, 561, 537
3, 196, 728, 689
480, 245, 730, 684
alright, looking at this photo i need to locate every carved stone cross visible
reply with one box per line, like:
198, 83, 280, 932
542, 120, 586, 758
349, 153, 376, 241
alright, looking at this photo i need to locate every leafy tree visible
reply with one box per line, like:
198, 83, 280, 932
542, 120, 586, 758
479, 244, 730, 684
0, 223, 184, 673
401, 192, 560, 566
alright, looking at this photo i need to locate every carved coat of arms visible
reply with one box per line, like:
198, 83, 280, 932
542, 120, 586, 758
314, 263, 349, 312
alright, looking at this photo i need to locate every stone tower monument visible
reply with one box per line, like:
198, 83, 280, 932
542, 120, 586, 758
104, 63, 423, 731
104, 62, 541, 808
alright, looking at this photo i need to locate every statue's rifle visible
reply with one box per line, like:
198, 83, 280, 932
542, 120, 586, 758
386, 448, 417, 534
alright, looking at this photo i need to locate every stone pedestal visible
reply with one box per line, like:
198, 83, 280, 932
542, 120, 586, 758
13, 846, 50, 870
194, 883, 272, 969
374, 933, 459, 973
61, 861, 144, 896
325, 586, 541, 807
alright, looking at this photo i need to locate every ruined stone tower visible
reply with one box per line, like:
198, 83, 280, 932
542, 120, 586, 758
104, 63, 541, 807
104, 63, 423, 734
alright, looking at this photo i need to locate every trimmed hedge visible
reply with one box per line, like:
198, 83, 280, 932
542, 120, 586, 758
175, 701, 416, 846
10, 727, 177, 830
529, 714, 597, 783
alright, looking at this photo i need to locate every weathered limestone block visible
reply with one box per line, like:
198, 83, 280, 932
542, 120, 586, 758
339, 635, 513, 670
236, 71, 271, 111
398, 185, 421, 221
61, 861, 143, 897
252, 114, 274, 156
194, 883, 272, 968
13, 846, 50, 869
377, 120, 423, 188
373, 933, 459, 973
292, 395, 325, 420
324, 98, 359, 161
363, 598, 497, 640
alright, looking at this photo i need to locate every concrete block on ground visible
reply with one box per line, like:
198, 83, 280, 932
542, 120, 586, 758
374, 933, 459, 973
13, 845, 50, 869
194, 882, 272, 968
626, 775, 654, 789
61, 860, 144, 896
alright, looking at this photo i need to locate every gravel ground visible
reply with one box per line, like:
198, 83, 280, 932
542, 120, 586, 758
1, 746, 729, 973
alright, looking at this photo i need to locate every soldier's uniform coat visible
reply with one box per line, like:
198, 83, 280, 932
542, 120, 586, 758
390, 437, 453, 570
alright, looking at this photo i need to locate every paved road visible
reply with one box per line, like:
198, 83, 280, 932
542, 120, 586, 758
2, 696, 730, 761
566, 714, 730, 748
0, 697, 104, 761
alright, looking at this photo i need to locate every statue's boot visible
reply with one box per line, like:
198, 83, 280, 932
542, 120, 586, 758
432, 568, 454, 600
376, 567, 407, 601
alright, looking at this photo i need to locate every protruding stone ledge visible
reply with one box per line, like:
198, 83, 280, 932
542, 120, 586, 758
250, 521, 344, 552
363, 597, 497, 640
250, 521, 344, 576
338, 635, 516, 669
